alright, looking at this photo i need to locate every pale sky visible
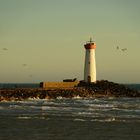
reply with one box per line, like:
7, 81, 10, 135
0, 0, 140, 83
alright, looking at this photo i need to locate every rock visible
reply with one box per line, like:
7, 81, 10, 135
0, 80, 139, 101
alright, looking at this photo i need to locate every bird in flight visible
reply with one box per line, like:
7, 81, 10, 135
116, 46, 119, 50
2, 48, 8, 51
115, 46, 127, 52
121, 48, 127, 52
22, 64, 27, 67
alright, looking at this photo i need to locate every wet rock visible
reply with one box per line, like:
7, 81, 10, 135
0, 80, 140, 101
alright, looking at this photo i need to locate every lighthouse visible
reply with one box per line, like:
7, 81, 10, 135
84, 38, 96, 83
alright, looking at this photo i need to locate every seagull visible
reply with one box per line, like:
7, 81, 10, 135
2, 48, 8, 51
121, 48, 127, 52
116, 46, 119, 50
22, 64, 27, 67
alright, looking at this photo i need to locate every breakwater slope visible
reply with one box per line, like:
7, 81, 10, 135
0, 80, 140, 101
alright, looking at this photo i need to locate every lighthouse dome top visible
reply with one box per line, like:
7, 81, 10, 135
84, 38, 96, 49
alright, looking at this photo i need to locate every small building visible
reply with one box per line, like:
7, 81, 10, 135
40, 81, 79, 89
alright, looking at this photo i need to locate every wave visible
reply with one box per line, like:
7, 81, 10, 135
0, 98, 140, 123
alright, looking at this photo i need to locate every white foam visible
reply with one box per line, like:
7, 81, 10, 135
74, 118, 86, 122
17, 116, 32, 119
73, 95, 82, 99
0, 106, 5, 110
56, 96, 63, 99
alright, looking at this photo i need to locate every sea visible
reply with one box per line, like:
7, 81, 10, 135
0, 84, 140, 140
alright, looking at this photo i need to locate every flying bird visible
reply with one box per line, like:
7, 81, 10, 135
116, 46, 119, 50
22, 64, 27, 67
2, 48, 8, 51
121, 48, 127, 52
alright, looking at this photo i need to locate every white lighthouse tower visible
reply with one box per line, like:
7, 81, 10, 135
84, 38, 96, 83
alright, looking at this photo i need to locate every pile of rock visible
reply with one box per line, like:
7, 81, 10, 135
0, 80, 139, 101
78, 80, 140, 97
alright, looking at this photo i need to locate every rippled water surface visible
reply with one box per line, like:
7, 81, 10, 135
0, 97, 140, 140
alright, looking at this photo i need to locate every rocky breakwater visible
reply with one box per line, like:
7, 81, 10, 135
0, 80, 140, 101
79, 80, 140, 97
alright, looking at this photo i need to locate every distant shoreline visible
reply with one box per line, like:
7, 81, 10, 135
0, 80, 140, 102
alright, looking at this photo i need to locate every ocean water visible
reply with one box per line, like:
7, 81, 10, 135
0, 97, 140, 140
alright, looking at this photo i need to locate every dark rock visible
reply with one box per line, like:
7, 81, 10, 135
0, 80, 140, 101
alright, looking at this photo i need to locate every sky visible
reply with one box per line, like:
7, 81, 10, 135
0, 0, 140, 83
